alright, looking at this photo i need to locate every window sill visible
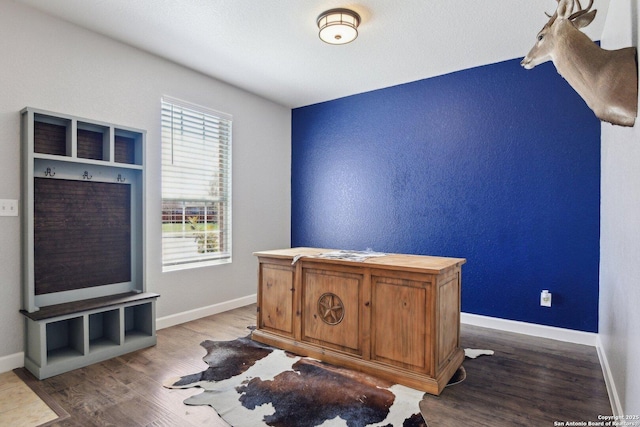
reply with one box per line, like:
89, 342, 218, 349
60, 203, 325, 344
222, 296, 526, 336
162, 257, 232, 273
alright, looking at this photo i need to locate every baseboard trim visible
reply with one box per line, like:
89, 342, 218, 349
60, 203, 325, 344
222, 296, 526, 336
0, 351, 24, 374
461, 312, 598, 346
156, 294, 257, 330
596, 335, 623, 417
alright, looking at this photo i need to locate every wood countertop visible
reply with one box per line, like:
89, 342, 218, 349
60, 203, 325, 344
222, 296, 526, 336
253, 247, 465, 274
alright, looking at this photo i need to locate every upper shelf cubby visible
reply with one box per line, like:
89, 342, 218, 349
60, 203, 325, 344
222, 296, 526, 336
77, 121, 110, 161
114, 128, 143, 165
34, 113, 72, 157
27, 108, 144, 168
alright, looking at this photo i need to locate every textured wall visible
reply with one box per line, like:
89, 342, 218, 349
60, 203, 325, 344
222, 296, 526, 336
292, 58, 600, 332
599, 0, 640, 415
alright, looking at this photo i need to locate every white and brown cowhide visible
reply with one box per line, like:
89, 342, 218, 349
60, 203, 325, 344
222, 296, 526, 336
163, 334, 430, 427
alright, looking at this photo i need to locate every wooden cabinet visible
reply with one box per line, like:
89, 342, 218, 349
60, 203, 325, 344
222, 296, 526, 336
253, 247, 465, 395
20, 108, 158, 379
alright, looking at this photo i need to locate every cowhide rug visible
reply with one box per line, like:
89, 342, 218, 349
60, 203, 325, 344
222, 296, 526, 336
163, 332, 466, 427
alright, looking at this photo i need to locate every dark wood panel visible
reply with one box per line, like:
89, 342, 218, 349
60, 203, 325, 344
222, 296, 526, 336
34, 121, 67, 156
20, 292, 159, 321
34, 178, 131, 295
77, 129, 103, 160
115, 135, 136, 164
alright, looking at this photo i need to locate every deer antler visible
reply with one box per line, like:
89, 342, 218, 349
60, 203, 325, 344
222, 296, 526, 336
544, 0, 593, 26
568, 0, 594, 21
545, 9, 558, 26
544, 0, 567, 26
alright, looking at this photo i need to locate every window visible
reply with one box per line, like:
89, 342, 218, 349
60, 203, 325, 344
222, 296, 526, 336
161, 97, 232, 271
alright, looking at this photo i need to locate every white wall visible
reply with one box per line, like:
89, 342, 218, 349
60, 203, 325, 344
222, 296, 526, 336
0, 1, 291, 365
599, 0, 640, 416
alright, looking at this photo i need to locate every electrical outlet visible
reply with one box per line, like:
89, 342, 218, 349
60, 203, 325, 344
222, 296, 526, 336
0, 199, 19, 217
540, 290, 552, 307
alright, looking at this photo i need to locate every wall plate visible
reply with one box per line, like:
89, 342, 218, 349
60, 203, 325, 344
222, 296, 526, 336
0, 199, 19, 216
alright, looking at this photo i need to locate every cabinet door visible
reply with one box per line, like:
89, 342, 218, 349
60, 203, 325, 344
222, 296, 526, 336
259, 263, 294, 336
371, 274, 431, 373
301, 267, 362, 355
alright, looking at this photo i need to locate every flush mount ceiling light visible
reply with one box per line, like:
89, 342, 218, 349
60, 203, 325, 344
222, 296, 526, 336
317, 8, 361, 45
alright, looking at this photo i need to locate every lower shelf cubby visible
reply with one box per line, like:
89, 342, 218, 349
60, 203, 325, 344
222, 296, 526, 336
124, 302, 153, 343
46, 316, 84, 365
89, 309, 121, 353
21, 292, 159, 379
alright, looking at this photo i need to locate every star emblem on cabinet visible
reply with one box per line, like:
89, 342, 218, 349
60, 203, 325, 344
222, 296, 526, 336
318, 293, 345, 325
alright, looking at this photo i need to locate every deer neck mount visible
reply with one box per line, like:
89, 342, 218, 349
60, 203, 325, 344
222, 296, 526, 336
521, 0, 638, 127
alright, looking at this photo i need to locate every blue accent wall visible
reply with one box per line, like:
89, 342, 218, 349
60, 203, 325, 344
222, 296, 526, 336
291, 58, 601, 332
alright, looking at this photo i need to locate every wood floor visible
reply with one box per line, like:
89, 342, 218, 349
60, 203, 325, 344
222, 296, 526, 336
421, 324, 612, 426
20, 304, 610, 427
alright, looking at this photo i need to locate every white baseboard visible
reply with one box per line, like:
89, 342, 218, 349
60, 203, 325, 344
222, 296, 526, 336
596, 335, 623, 417
0, 352, 24, 374
461, 312, 598, 346
156, 294, 257, 330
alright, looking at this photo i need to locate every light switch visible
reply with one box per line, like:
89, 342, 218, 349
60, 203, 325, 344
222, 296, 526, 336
0, 199, 19, 217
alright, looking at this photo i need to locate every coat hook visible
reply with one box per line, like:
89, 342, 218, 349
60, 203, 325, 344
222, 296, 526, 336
82, 171, 92, 180
44, 167, 55, 177
117, 174, 126, 182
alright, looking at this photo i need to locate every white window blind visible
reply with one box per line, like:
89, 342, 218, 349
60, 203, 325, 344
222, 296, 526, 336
161, 97, 232, 271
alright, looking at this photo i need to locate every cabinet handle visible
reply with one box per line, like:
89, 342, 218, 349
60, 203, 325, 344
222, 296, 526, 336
364, 301, 370, 307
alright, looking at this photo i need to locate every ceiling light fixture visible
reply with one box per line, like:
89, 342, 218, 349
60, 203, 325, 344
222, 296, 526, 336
317, 8, 361, 45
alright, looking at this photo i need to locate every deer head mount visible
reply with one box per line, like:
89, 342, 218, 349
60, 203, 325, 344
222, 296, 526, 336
521, 0, 638, 127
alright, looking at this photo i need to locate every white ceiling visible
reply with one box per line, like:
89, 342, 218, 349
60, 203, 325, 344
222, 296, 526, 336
15, 0, 610, 108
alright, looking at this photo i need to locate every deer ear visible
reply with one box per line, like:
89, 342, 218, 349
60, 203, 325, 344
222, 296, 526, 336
556, 0, 572, 19
572, 9, 596, 29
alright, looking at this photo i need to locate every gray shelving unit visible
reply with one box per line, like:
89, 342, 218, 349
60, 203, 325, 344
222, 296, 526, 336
22, 293, 158, 379
20, 107, 158, 379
